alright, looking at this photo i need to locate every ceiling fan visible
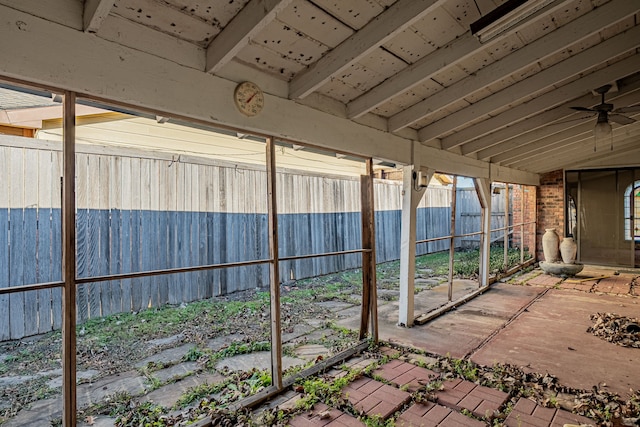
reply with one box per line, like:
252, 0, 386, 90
570, 84, 640, 151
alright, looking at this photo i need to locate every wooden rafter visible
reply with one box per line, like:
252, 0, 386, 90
83, 0, 115, 33
476, 88, 640, 161
436, 54, 640, 152
387, 0, 638, 133
206, 0, 294, 74
419, 25, 640, 146
289, 0, 448, 100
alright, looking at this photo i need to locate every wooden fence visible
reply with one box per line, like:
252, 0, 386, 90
0, 136, 505, 340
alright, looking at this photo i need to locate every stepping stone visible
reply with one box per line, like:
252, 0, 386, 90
334, 306, 361, 319
47, 369, 100, 389
342, 377, 411, 420
373, 360, 438, 392
295, 344, 331, 361
80, 415, 118, 426
289, 402, 364, 426
397, 401, 485, 426
207, 334, 246, 352
436, 378, 508, 419
317, 301, 355, 312
504, 397, 595, 427
215, 351, 306, 372
146, 333, 186, 350
134, 343, 192, 368
283, 324, 316, 343
1, 396, 62, 427
153, 361, 199, 383
76, 370, 148, 408
142, 372, 224, 408
298, 328, 336, 343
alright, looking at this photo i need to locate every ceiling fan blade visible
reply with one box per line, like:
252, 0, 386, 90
609, 114, 636, 125
614, 105, 640, 113
570, 106, 595, 112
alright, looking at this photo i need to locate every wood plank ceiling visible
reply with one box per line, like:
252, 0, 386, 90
5, 0, 640, 174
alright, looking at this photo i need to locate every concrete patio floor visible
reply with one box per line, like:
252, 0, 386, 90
345, 267, 639, 397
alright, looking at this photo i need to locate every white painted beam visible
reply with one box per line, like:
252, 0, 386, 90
205, 0, 293, 74
436, 54, 640, 152
571, 145, 640, 170
348, 32, 480, 120
0, 4, 542, 184
463, 92, 596, 157
348, 0, 572, 120
486, 92, 640, 163
470, 85, 640, 159
505, 126, 640, 171
419, 143, 489, 179
474, 178, 491, 287
421, 25, 640, 146
288, 0, 447, 100
399, 145, 430, 327
83, 0, 115, 33
508, 128, 640, 172
0, 5, 412, 164
387, 0, 635, 132
490, 164, 539, 186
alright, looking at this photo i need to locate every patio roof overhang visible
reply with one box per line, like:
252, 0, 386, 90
1, 0, 638, 183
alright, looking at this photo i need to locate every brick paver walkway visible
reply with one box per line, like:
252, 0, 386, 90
342, 377, 411, 419
286, 360, 598, 426
288, 403, 363, 426
397, 401, 485, 426
436, 378, 509, 419
504, 397, 593, 427
373, 360, 437, 392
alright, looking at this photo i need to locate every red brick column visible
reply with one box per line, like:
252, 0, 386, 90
512, 184, 536, 254
536, 170, 564, 261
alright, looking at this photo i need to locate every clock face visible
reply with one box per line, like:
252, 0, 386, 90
234, 81, 264, 117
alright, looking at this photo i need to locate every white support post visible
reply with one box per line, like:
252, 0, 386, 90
475, 178, 492, 287
399, 164, 429, 327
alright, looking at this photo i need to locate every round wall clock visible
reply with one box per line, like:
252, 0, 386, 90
233, 81, 264, 117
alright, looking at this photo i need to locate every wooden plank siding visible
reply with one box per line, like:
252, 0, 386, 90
0, 137, 512, 341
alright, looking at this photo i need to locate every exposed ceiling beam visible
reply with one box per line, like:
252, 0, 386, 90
419, 25, 640, 146
462, 92, 596, 156
476, 87, 640, 160
520, 135, 640, 173
206, 0, 294, 74
570, 144, 640, 170
506, 127, 640, 172
492, 116, 640, 165
83, 0, 115, 33
288, 0, 447, 100
435, 54, 640, 151
387, 0, 637, 132
348, 0, 571, 120
348, 32, 480, 119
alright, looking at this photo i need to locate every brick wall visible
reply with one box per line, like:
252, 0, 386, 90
536, 170, 564, 261
512, 184, 536, 254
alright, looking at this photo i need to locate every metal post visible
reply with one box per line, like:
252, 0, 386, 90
504, 183, 509, 269
448, 176, 457, 302
62, 92, 77, 427
520, 185, 525, 264
266, 137, 282, 390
